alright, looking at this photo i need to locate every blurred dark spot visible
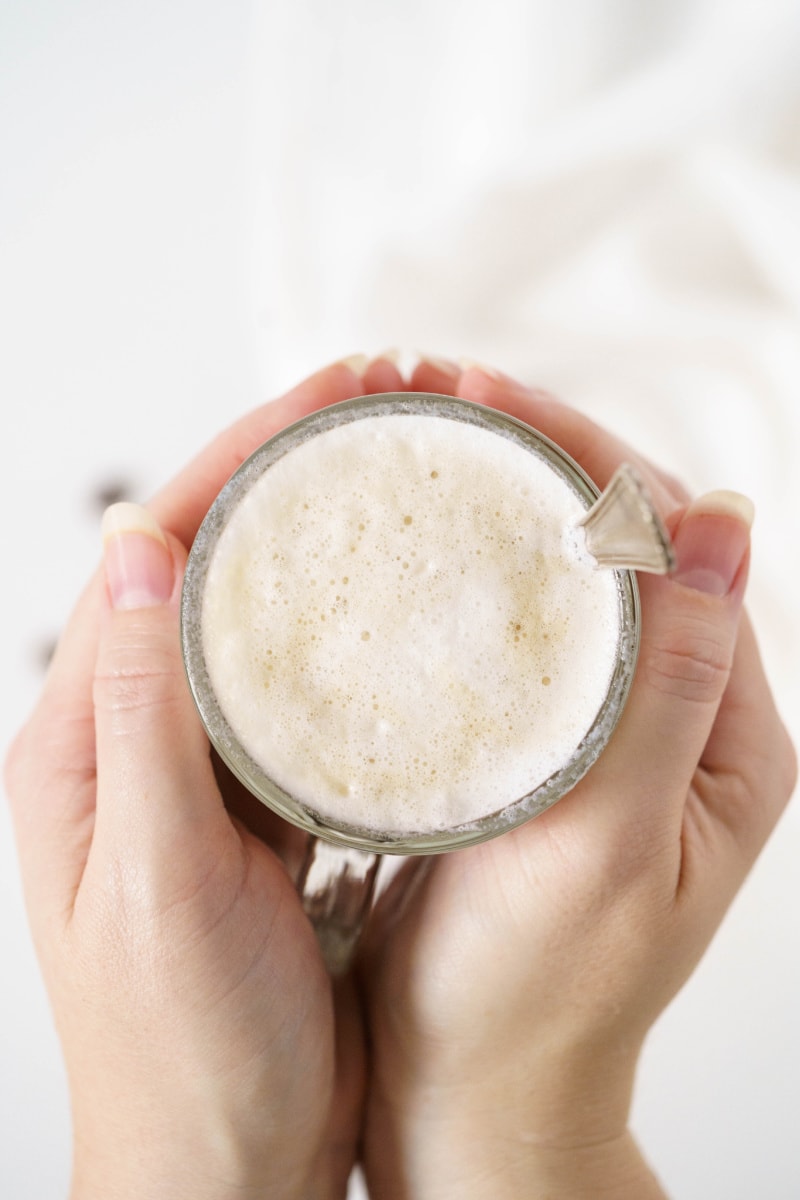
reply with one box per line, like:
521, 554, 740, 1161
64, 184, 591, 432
34, 634, 59, 672
89, 479, 136, 512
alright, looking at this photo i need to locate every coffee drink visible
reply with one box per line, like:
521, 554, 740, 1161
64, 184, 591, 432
184, 396, 635, 845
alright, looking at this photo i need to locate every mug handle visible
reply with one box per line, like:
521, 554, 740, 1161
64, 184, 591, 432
577, 462, 675, 574
297, 837, 382, 975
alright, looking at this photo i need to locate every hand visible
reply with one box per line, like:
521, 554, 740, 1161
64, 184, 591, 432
4, 355, 405, 1200
360, 361, 797, 1200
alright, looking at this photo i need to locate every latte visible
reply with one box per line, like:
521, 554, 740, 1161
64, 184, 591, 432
195, 401, 624, 837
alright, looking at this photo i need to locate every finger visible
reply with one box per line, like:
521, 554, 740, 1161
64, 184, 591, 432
409, 357, 687, 505
90, 503, 227, 879
408, 355, 461, 395
363, 351, 407, 394
456, 366, 690, 509
8, 358, 373, 922
582, 492, 754, 839
12, 570, 103, 782
5, 571, 105, 927
150, 356, 370, 547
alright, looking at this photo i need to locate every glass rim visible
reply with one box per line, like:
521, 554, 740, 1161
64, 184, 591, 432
181, 392, 641, 855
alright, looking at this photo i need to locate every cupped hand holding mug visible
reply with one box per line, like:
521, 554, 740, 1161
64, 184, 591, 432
359, 359, 797, 1199
4, 357, 403, 1200
5, 355, 795, 1200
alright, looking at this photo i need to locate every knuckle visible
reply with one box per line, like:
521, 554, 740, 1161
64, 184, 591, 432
696, 721, 796, 858
93, 662, 178, 719
709, 762, 785, 860
644, 622, 733, 707
93, 623, 181, 721
776, 724, 798, 805
5, 703, 97, 831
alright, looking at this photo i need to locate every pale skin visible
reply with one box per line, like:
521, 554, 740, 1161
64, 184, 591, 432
5, 355, 796, 1199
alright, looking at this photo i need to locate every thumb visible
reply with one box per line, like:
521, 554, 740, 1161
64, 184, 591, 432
589, 490, 754, 815
91, 503, 223, 868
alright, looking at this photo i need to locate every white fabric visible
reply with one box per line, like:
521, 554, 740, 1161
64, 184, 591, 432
249, 2, 800, 788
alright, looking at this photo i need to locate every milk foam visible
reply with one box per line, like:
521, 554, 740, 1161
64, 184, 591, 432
201, 413, 621, 834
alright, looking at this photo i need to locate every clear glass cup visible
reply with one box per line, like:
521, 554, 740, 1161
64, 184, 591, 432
181, 393, 642, 970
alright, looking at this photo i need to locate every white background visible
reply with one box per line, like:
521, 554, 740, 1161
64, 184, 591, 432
1, 2, 799, 1196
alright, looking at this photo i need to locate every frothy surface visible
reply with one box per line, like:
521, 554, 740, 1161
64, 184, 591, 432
201, 413, 621, 834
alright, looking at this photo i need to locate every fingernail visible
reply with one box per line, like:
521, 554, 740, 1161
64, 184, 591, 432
336, 353, 370, 378
457, 359, 540, 394
672, 490, 754, 597
102, 503, 174, 610
371, 347, 402, 366
457, 356, 503, 380
416, 352, 460, 380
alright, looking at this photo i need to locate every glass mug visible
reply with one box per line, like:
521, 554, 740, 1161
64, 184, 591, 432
181, 393, 671, 972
